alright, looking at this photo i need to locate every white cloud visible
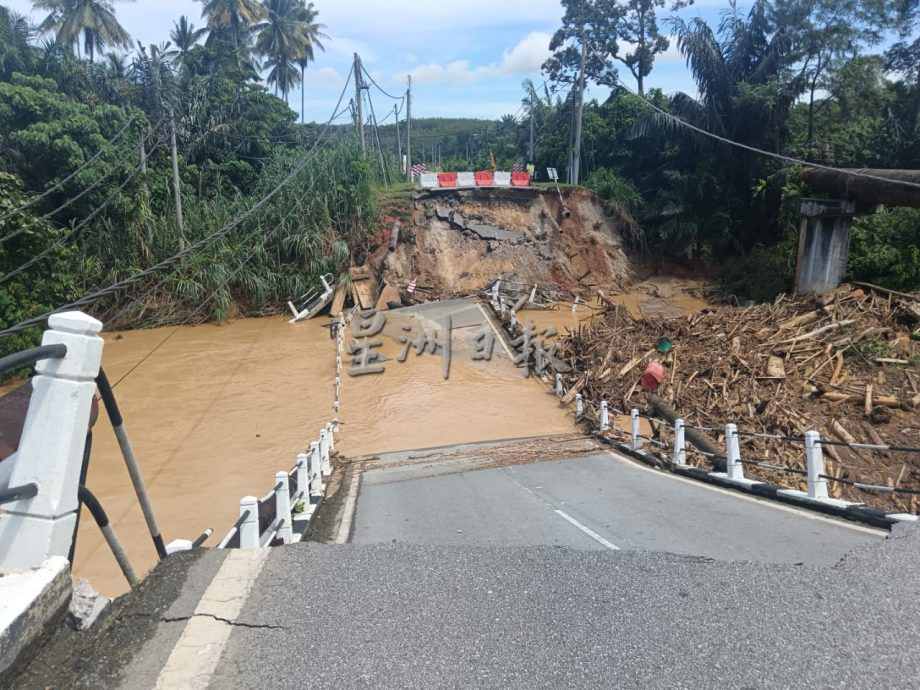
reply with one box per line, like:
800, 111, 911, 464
400, 32, 551, 86
303, 67, 343, 87
499, 31, 552, 74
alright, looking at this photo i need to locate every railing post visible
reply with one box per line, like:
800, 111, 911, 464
326, 422, 335, 452
275, 471, 293, 544
0, 312, 103, 569
673, 418, 686, 466
725, 423, 744, 479
295, 452, 308, 503
600, 400, 610, 431
309, 441, 324, 496
555, 374, 564, 398
631, 408, 641, 451
319, 429, 331, 477
805, 430, 829, 499
239, 496, 260, 549
576, 394, 584, 418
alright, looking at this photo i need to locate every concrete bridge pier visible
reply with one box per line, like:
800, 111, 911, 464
795, 199, 856, 294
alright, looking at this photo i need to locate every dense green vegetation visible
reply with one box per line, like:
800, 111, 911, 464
0, 0, 377, 358
1, 0, 918, 361
404, 1, 920, 299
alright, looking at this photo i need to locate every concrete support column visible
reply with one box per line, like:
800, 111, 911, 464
0, 312, 104, 569
555, 374, 564, 398
600, 401, 610, 431
575, 394, 584, 418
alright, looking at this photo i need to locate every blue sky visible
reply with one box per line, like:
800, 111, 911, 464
5, 0, 737, 122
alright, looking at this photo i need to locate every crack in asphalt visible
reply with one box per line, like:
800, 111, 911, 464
160, 613, 287, 630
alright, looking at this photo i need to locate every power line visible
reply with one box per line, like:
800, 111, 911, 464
605, 68, 920, 192
0, 133, 168, 286
101, 124, 351, 330
0, 115, 138, 225
0, 66, 356, 339
0, 122, 165, 246
361, 65, 406, 102
109, 147, 347, 388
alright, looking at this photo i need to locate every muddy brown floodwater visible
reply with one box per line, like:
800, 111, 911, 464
77, 309, 575, 596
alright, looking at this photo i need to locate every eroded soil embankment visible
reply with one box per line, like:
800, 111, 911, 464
368, 187, 634, 304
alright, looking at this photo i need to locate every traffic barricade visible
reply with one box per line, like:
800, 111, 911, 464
475, 171, 494, 186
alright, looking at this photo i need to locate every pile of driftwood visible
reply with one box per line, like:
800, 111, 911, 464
558, 284, 920, 512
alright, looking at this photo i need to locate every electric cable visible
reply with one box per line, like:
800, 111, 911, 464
0, 115, 138, 225
0, 66, 356, 339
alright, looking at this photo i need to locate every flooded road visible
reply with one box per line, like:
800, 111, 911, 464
78, 303, 575, 596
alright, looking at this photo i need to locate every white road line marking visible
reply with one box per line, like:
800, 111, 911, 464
603, 450, 888, 537
155, 548, 269, 690
554, 509, 621, 551
336, 470, 361, 544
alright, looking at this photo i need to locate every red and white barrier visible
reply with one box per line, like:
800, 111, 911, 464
418, 170, 530, 190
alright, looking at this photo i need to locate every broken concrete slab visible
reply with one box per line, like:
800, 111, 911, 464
0, 556, 71, 678
468, 224, 524, 242
435, 206, 451, 221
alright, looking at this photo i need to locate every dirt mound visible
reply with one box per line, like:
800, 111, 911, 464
558, 284, 920, 513
366, 187, 633, 305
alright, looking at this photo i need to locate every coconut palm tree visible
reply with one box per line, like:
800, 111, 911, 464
33, 0, 135, 63
0, 8, 36, 78
294, 2, 327, 123
200, 0, 266, 52
255, 0, 311, 101
170, 15, 207, 69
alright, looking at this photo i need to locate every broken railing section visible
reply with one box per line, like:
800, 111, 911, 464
217, 421, 338, 550
287, 272, 336, 323
558, 379, 920, 525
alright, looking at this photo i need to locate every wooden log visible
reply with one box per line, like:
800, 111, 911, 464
864, 383, 873, 418
820, 391, 902, 408
597, 289, 615, 308
778, 307, 831, 332
647, 393, 726, 471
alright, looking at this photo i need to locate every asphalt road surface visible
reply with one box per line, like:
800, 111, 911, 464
350, 444, 882, 565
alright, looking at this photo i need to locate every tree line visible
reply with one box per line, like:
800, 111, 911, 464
442, 0, 919, 299
0, 1, 380, 360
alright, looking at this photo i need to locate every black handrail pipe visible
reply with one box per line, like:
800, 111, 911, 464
0, 343, 67, 378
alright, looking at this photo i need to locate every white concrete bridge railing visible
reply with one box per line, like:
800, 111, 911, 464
0, 311, 103, 570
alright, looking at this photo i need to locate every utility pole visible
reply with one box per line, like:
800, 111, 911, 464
406, 75, 412, 181
168, 111, 185, 251
571, 37, 587, 186
139, 128, 152, 248
529, 90, 535, 163
394, 104, 403, 175
354, 53, 366, 156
